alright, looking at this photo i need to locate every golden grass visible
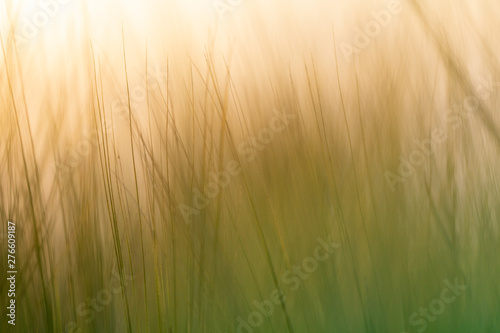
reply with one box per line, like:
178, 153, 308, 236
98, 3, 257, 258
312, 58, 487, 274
0, 0, 500, 332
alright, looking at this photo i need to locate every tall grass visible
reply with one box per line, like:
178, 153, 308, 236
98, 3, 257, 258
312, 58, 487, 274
1, 0, 500, 332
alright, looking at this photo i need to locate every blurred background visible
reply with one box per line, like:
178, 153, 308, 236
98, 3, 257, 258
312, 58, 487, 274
1, 0, 499, 332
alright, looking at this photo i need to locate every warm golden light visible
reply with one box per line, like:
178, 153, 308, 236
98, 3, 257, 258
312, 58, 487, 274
1, 0, 499, 332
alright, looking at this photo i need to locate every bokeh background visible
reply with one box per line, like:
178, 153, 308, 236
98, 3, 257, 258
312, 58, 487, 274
1, 0, 500, 332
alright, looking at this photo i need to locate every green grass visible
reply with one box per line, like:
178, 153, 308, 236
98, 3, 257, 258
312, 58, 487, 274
1, 0, 500, 332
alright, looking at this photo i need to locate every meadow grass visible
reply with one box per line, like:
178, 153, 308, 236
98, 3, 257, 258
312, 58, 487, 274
0, 0, 500, 332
